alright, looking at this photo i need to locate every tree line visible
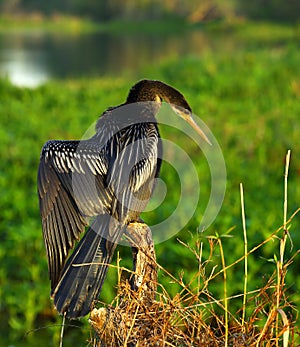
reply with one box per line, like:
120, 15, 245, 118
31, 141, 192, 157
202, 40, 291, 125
0, 0, 299, 23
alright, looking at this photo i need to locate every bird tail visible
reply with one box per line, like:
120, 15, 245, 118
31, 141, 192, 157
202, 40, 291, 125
52, 216, 124, 319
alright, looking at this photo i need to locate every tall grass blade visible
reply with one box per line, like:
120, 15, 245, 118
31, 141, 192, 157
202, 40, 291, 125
277, 308, 290, 347
60, 313, 66, 347
240, 183, 248, 329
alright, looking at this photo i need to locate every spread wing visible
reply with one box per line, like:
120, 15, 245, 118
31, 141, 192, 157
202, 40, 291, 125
37, 140, 109, 289
38, 122, 160, 291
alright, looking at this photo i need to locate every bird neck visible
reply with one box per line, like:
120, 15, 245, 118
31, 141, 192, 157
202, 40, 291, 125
126, 80, 161, 103
95, 102, 158, 136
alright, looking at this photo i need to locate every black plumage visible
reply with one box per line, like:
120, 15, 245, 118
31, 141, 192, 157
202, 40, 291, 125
37, 79, 210, 319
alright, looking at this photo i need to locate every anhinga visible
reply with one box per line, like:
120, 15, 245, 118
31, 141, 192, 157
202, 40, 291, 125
38, 79, 210, 319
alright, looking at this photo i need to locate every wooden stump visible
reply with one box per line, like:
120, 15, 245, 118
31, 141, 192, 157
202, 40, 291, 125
89, 222, 157, 347
126, 222, 157, 300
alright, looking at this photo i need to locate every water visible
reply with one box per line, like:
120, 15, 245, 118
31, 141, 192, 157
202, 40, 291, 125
0, 29, 228, 87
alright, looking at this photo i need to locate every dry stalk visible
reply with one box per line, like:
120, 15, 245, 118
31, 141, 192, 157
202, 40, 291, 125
240, 183, 248, 330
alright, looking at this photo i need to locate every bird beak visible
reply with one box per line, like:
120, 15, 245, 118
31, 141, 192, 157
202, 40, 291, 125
183, 113, 212, 145
171, 105, 212, 145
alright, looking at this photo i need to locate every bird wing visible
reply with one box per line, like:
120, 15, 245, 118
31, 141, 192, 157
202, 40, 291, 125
38, 123, 159, 290
37, 139, 110, 289
129, 125, 160, 192
105, 123, 160, 221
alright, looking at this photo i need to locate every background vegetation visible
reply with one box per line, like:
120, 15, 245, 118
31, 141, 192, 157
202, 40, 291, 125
0, 1, 299, 346
1, 0, 300, 22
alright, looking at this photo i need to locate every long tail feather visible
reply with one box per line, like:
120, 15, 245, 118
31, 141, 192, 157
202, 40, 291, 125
52, 216, 124, 319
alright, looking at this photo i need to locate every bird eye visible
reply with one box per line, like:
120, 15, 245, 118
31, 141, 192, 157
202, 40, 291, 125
155, 95, 162, 103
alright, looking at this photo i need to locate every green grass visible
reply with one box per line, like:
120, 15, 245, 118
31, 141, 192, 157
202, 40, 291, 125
0, 13, 191, 34
0, 14, 100, 33
0, 21, 299, 346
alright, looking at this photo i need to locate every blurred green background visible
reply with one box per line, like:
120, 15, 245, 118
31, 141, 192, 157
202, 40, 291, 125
0, 0, 299, 346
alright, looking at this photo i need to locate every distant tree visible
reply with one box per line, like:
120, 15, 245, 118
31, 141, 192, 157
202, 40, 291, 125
0, 0, 21, 13
1, 0, 299, 22
236, 0, 300, 22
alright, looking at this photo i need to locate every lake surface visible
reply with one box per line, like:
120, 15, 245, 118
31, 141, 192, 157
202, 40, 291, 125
0, 29, 233, 87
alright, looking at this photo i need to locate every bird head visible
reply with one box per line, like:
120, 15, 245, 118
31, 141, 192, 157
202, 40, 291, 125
127, 80, 211, 145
